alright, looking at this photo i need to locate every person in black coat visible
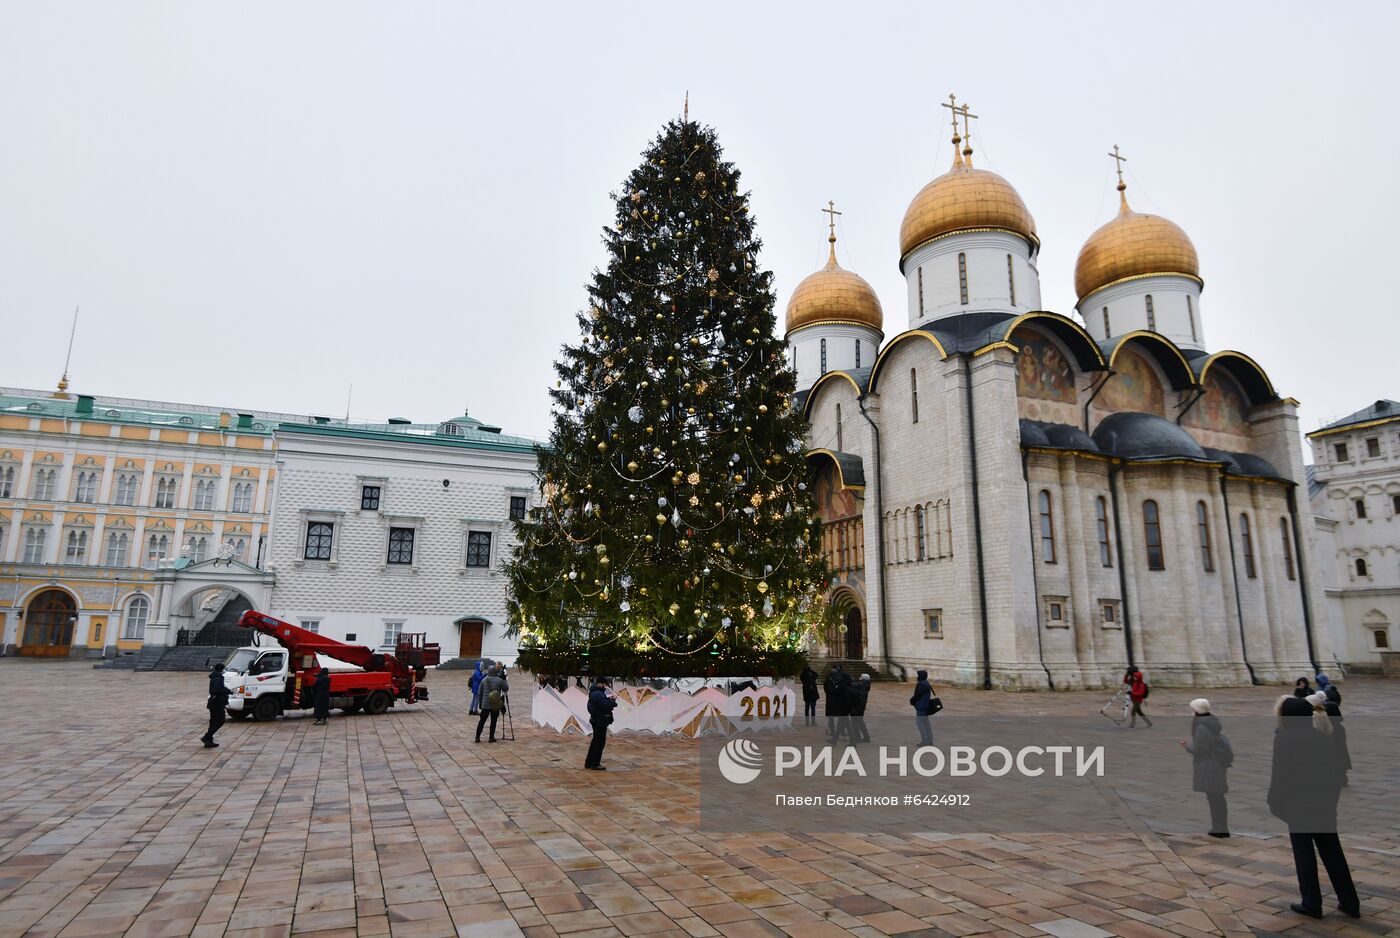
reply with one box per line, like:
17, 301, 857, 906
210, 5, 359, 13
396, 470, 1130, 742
910, 669, 934, 747
1293, 676, 1313, 698
311, 667, 332, 725
799, 666, 820, 727
1178, 698, 1230, 837
1268, 695, 1359, 920
825, 667, 851, 743
201, 663, 231, 748
849, 674, 871, 744
822, 665, 843, 738
584, 676, 617, 770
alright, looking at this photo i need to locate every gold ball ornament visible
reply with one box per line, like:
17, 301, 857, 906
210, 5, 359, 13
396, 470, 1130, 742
644, 534, 654, 542
758, 404, 768, 414
597, 441, 608, 452
656, 513, 667, 524
627, 461, 639, 473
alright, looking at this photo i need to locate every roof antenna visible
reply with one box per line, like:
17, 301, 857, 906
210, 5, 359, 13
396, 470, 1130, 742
55, 306, 78, 399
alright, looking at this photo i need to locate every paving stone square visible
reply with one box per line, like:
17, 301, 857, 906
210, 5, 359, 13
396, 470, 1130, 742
1, 662, 1396, 937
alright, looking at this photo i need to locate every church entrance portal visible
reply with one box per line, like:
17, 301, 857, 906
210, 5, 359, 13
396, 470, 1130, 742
21, 589, 77, 657
844, 606, 864, 660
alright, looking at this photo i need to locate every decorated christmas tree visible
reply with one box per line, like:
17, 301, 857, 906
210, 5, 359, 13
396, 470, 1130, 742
506, 117, 831, 678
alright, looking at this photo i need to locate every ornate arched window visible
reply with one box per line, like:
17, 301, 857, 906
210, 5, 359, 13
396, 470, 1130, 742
1096, 496, 1112, 567
1142, 500, 1164, 570
1239, 513, 1256, 578
1038, 490, 1056, 563
123, 596, 150, 640
1196, 501, 1214, 572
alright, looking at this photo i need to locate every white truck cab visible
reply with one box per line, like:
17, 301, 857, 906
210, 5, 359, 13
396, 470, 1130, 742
223, 646, 290, 721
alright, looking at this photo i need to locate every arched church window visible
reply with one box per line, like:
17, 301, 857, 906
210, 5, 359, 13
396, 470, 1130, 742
1239, 513, 1256, 578
915, 506, 927, 561
1356, 557, 1368, 577
1038, 491, 1057, 563
1096, 497, 1112, 567
1102, 307, 1110, 338
1145, 295, 1156, 332
1393, 494, 1400, 515
820, 338, 827, 375
1186, 295, 1197, 342
854, 339, 861, 369
1280, 517, 1296, 581
917, 267, 925, 317
958, 253, 969, 305
1354, 497, 1367, 520
835, 404, 843, 451
1142, 500, 1165, 570
910, 369, 919, 423
1196, 501, 1214, 572
1007, 254, 1016, 306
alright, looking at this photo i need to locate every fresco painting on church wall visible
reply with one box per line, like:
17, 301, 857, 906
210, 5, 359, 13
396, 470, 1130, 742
1183, 368, 1253, 451
813, 460, 860, 522
1015, 331, 1080, 424
1096, 347, 1165, 417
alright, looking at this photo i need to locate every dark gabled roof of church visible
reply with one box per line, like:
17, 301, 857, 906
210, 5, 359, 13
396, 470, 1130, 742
805, 448, 865, 488
1092, 412, 1209, 461
1310, 399, 1400, 435
1203, 447, 1287, 482
1020, 420, 1099, 452
920, 312, 1017, 356
798, 368, 872, 418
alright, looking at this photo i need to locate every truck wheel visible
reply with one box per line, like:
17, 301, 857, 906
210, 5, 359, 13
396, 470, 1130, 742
253, 696, 282, 722
365, 691, 392, 715
228, 709, 249, 721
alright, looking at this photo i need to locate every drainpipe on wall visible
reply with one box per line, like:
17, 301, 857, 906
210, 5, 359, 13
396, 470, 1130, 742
1175, 386, 1206, 425
1286, 486, 1321, 673
1082, 371, 1115, 433
1218, 470, 1259, 685
1019, 449, 1055, 689
856, 394, 896, 681
1107, 461, 1136, 668
962, 355, 993, 690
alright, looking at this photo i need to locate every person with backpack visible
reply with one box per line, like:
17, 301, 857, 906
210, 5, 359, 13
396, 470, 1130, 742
800, 665, 820, 727
468, 661, 486, 715
585, 676, 617, 770
910, 669, 941, 746
1178, 698, 1230, 837
475, 664, 508, 743
1124, 668, 1152, 728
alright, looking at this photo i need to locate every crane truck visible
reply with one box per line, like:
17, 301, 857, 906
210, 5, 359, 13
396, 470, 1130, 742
223, 610, 435, 721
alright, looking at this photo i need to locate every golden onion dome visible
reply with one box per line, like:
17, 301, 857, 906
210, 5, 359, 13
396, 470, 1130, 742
899, 147, 1037, 261
1075, 185, 1200, 300
785, 235, 884, 335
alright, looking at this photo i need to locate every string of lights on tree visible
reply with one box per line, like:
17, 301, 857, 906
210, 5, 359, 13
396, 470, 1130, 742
504, 117, 833, 676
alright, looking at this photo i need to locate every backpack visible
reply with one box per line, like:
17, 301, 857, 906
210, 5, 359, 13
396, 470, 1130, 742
487, 687, 504, 711
1140, 682, 1150, 700
1214, 732, 1234, 769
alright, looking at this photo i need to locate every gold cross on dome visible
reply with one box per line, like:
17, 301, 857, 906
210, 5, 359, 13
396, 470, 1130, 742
940, 93, 962, 139
958, 103, 978, 158
1109, 144, 1128, 188
821, 200, 842, 242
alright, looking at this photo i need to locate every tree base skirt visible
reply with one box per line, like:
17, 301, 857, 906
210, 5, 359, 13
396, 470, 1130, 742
531, 679, 798, 737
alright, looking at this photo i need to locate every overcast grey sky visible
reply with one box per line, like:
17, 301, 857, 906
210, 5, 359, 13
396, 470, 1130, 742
2, 2, 1396, 443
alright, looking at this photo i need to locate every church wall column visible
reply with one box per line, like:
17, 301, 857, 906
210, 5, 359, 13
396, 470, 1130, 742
1165, 469, 1209, 683
969, 347, 1046, 688
1250, 399, 1329, 669
856, 394, 885, 668
1058, 456, 1098, 684
1117, 471, 1150, 668
1209, 476, 1250, 680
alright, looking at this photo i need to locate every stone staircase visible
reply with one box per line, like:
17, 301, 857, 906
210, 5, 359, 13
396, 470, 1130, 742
147, 645, 240, 671
93, 646, 166, 671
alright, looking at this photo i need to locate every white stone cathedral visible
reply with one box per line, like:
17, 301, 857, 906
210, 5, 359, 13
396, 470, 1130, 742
792, 108, 1327, 689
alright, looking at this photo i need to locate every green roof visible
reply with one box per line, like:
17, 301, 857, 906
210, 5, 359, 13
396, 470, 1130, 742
276, 418, 539, 454
0, 391, 276, 435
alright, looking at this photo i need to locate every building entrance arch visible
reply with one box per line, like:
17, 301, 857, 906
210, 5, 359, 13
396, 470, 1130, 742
22, 589, 78, 657
844, 606, 864, 660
